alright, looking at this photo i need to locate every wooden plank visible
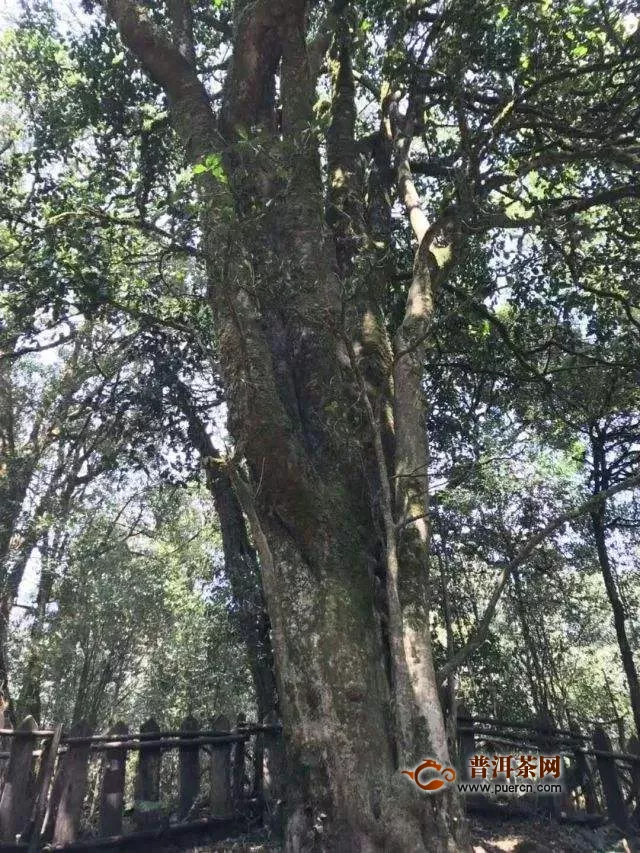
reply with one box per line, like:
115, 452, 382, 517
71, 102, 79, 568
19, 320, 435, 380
178, 715, 199, 820
456, 704, 484, 808
99, 722, 128, 838
456, 704, 475, 771
133, 718, 161, 830
0, 729, 53, 738
50, 720, 93, 845
0, 716, 38, 842
89, 733, 246, 751
455, 714, 588, 740
593, 725, 629, 832
209, 715, 232, 817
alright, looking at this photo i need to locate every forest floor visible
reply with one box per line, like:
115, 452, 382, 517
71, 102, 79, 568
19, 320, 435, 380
165, 814, 637, 853
468, 813, 634, 852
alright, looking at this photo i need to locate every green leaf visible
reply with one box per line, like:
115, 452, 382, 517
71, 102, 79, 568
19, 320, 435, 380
192, 153, 228, 183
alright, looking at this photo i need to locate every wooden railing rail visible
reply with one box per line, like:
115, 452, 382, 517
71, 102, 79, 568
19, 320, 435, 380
0, 722, 281, 742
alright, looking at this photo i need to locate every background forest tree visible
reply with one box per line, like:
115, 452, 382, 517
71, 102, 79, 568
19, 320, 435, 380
0, 0, 639, 851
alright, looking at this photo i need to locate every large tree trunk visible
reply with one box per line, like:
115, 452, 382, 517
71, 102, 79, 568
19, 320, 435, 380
231, 475, 463, 851
104, 2, 468, 848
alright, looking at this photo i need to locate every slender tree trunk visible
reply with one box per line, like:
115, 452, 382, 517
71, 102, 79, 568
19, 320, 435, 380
172, 378, 277, 720
591, 507, 640, 739
71, 640, 93, 726
435, 535, 459, 746
17, 549, 55, 723
0, 453, 36, 705
0, 345, 24, 575
0, 454, 78, 709
511, 569, 551, 719
208, 466, 277, 721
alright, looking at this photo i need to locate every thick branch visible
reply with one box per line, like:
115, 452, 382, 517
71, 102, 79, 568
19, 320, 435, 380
307, 0, 349, 78
388, 92, 430, 244
166, 0, 196, 66
102, 0, 217, 161
220, 0, 300, 136
476, 182, 640, 231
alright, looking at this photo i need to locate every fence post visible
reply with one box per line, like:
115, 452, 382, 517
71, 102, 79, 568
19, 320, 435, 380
627, 735, 640, 825
134, 718, 161, 829
232, 712, 246, 806
0, 715, 38, 841
0, 695, 11, 794
99, 721, 128, 837
456, 703, 475, 775
593, 725, 629, 833
210, 714, 232, 817
569, 720, 598, 814
179, 714, 199, 820
262, 712, 284, 834
25, 722, 62, 849
253, 722, 264, 801
50, 720, 93, 844
532, 712, 560, 817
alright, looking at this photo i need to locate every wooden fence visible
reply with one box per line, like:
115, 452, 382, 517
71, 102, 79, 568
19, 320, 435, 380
1, 709, 639, 849
0, 712, 283, 851
456, 711, 640, 837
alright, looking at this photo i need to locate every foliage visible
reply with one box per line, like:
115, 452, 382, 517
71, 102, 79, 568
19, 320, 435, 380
0, 0, 639, 815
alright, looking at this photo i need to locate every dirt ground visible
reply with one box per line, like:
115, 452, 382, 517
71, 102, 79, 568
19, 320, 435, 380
169, 815, 636, 853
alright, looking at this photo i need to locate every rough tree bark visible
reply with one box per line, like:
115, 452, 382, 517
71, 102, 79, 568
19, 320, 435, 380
101, 1, 468, 849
